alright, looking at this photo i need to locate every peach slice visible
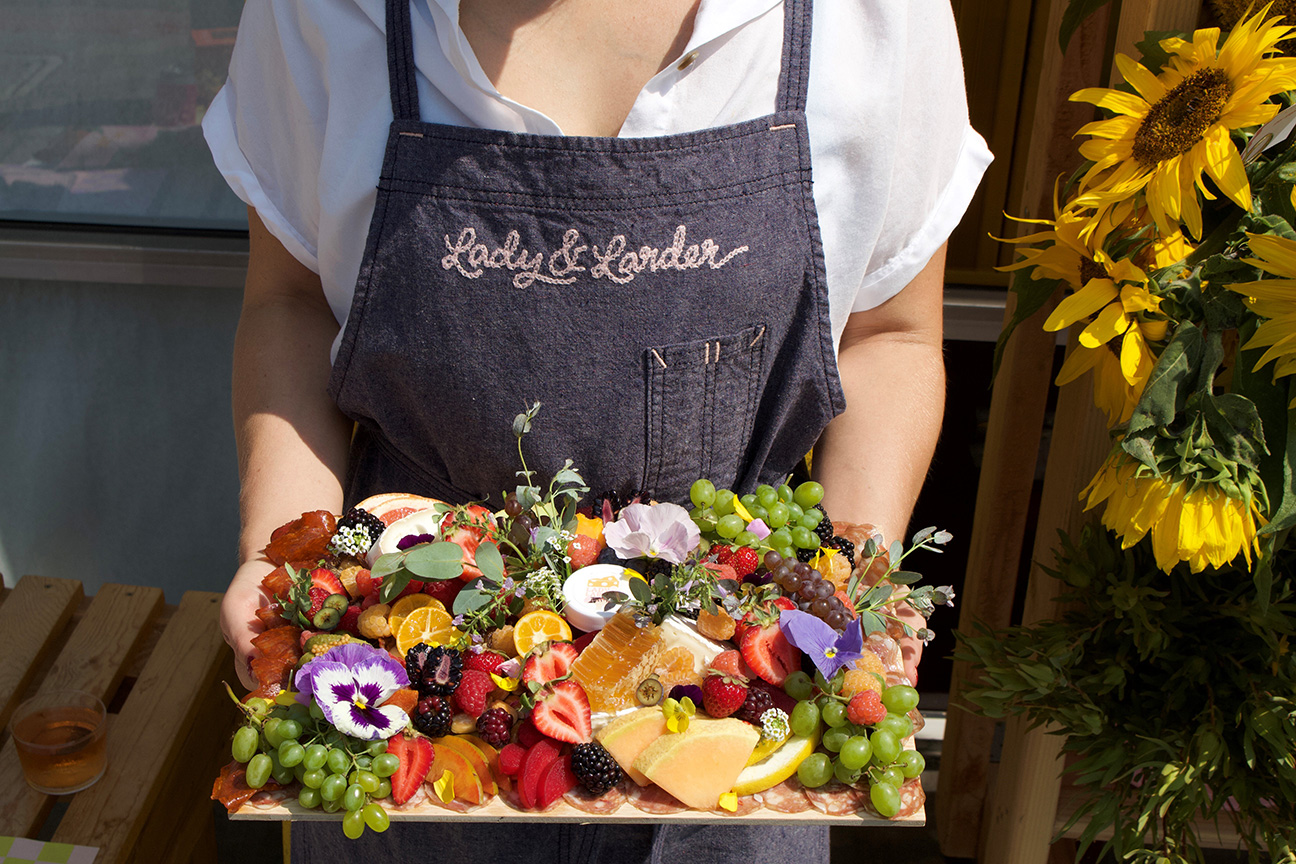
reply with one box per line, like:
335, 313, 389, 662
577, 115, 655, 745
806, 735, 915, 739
432, 735, 497, 797
461, 733, 512, 792
428, 742, 484, 805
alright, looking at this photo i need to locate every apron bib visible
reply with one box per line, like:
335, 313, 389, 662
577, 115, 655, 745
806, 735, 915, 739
328, 0, 843, 510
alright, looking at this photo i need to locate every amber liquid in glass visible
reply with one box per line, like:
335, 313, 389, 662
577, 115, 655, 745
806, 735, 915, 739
14, 705, 107, 792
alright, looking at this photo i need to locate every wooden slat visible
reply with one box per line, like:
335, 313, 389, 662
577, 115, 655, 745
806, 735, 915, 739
0, 576, 84, 738
54, 592, 229, 864
1055, 783, 1244, 848
0, 583, 163, 838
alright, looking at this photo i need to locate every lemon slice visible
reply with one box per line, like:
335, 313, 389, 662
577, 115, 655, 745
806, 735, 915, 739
732, 731, 819, 796
746, 733, 789, 766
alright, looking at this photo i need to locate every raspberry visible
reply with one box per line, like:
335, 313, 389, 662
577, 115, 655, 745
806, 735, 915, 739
712, 544, 735, 564
735, 687, 774, 725
423, 578, 463, 608
413, 694, 453, 737
516, 718, 546, 749
847, 690, 887, 726
570, 742, 622, 795
475, 707, 513, 747
453, 668, 494, 717
729, 547, 760, 578
701, 674, 748, 719
463, 649, 509, 676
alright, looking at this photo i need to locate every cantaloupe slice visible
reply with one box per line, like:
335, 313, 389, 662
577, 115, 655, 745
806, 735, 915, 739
631, 717, 760, 810
595, 707, 669, 786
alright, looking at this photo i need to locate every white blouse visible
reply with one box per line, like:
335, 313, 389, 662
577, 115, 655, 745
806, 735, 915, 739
203, 0, 993, 360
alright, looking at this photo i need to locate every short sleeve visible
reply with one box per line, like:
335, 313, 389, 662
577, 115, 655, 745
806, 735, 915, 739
202, 0, 329, 273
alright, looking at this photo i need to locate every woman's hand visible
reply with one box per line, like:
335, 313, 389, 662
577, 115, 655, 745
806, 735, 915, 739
222, 558, 276, 691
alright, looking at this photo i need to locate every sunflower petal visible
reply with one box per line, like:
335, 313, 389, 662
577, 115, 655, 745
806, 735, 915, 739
1044, 278, 1119, 332
1202, 125, 1252, 210
1079, 300, 1128, 348
1115, 53, 1166, 103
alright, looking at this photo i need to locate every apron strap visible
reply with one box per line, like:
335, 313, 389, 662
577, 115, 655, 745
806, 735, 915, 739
386, 0, 421, 121
776, 0, 812, 114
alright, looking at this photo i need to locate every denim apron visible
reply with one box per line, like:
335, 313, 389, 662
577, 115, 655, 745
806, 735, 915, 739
297, 0, 838, 858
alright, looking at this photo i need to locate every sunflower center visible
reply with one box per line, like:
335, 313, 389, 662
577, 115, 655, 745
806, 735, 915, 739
1079, 257, 1107, 286
1132, 68, 1232, 167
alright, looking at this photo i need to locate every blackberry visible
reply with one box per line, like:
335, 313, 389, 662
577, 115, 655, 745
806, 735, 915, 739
827, 535, 856, 564
587, 488, 644, 518
735, 687, 774, 726
796, 547, 819, 563
475, 707, 513, 748
407, 644, 462, 697
328, 507, 386, 557
644, 558, 673, 580
812, 515, 835, 547
413, 695, 453, 737
570, 742, 622, 795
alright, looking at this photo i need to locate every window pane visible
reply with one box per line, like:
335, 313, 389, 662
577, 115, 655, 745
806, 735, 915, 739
0, 0, 247, 230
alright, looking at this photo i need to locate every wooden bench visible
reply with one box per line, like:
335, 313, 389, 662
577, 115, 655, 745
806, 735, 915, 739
0, 576, 235, 864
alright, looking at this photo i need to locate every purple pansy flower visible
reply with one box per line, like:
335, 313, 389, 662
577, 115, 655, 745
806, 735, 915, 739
778, 609, 866, 681
296, 642, 410, 740
396, 532, 437, 551
603, 502, 700, 564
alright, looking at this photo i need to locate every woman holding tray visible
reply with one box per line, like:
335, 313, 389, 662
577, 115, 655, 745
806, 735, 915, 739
207, 0, 989, 858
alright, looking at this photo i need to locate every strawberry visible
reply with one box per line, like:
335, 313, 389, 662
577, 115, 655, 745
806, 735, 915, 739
567, 534, 601, 571
522, 642, 580, 686
516, 718, 548, 749
571, 631, 597, 654
518, 738, 563, 809
734, 596, 795, 643
536, 752, 579, 809
423, 577, 463, 608
441, 504, 494, 582
453, 669, 494, 717
463, 649, 510, 676
530, 680, 592, 744
729, 548, 760, 578
740, 621, 799, 686
701, 674, 748, 718
711, 544, 735, 564
336, 604, 362, 636
387, 732, 434, 805
306, 586, 332, 617
847, 690, 888, 726
498, 743, 527, 777
310, 568, 346, 596
707, 649, 752, 682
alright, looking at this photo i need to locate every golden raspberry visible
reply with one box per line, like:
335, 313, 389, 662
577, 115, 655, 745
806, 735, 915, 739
842, 668, 883, 698
358, 603, 393, 638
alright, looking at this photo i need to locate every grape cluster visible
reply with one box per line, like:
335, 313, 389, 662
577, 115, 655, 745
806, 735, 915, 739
231, 692, 397, 839
763, 550, 852, 632
688, 479, 830, 562
782, 675, 926, 819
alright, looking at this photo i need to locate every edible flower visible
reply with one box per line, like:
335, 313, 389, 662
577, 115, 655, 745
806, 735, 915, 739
718, 791, 739, 812
295, 642, 410, 740
778, 609, 865, 681
603, 502, 700, 564
661, 696, 696, 733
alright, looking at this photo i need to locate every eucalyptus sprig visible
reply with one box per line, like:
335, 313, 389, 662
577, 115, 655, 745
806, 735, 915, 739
848, 526, 955, 641
602, 562, 741, 627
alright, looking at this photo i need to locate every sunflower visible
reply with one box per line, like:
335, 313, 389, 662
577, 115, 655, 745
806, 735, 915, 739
1070, 8, 1296, 239
1055, 328, 1156, 425
1231, 231, 1296, 405
1083, 448, 1265, 573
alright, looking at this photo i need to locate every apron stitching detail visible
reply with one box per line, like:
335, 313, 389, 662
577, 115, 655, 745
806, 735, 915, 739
398, 131, 424, 137
750, 325, 767, 347
381, 169, 800, 203
651, 349, 667, 369
769, 123, 797, 131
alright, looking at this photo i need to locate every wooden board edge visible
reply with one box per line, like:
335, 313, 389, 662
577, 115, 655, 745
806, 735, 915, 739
0, 576, 85, 736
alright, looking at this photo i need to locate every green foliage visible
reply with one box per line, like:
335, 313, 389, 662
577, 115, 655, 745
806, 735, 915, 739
1059, 0, 1114, 54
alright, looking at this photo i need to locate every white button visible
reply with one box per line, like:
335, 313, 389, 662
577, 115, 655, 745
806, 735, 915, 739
677, 50, 699, 71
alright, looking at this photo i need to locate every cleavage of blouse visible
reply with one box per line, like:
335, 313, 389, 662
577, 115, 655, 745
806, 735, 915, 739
327, 0, 844, 511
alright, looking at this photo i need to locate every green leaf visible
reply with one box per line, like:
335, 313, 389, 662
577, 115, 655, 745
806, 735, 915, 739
993, 271, 1062, 379
474, 541, 504, 582
628, 577, 651, 604
403, 541, 465, 581
889, 570, 923, 585
1058, 0, 1113, 54
1132, 31, 1182, 74
857, 610, 886, 636
379, 568, 412, 604
453, 588, 491, 616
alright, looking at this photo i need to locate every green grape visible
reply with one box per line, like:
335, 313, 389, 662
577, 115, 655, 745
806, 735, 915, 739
775, 545, 797, 562
322, 798, 343, 814
362, 802, 391, 832
343, 783, 366, 812
792, 526, 818, 549
274, 691, 297, 707
766, 503, 790, 529
271, 762, 295, 786
796, 753, 833, 788
870, 729, 900, 765
746, 504, 768, 523
354, 754, 373, 771
798, 509, 823, 530
734, 530, 758, 547
739, 494, 758, 511
787, 502, 804, 522
372, 753, 400, 778
839, 736, 872, 770
690, 479, 717, 508
777, 483, 795, 503
822, 726, 851, 753
245, 697, 271, 716
716, 514, 745, 539
327, 748, 351, 775
294, 764, 308, 784
869, 781, 901, 818
303, 768, 327, 789
834, 759, 862, 785
376, 779, 392, 800
277, 719, 302, 741
881, 685, 920, 715
324, 730, 345, 748
262, 718, 284, 749
692, 510, 718, 533
231, 726, 258, 763
321, 773, 348, 802
308, 700, 325, 721
896, 750, 926, 779
877, 714, 913, 739
245, 754, 273, 789
790, 701, 820, 738
286, 703, 312, 726
783, 671, 814, 702
298, 787, 322, 809
713, 489, 736, 516
755, 484, 779, 508
821, 702, 848, 728
356, 770, 381, 793
342, 809, 366, 840
879, 766, 905, 788
794, 481, 825, 509
304, 743, 329, 771
279, 741, 306, 768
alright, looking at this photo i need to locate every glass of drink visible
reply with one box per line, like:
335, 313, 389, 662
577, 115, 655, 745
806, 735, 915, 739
11, 690, 108, 794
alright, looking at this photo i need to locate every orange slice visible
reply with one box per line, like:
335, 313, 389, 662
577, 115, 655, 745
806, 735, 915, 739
388, 594, 443, 633
396, 606, 459, 656
512, 610, 572, 655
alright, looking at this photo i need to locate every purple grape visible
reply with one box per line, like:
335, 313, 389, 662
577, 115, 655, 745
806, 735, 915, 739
826, 610, 848, 629
763, 550, 783, 571
797, 581, 818, 600
811, 598, 832, 617
814, 581, 835, 600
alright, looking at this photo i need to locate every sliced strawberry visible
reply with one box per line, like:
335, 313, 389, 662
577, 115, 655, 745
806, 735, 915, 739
518, 738, 563, 810
530, 680, 592, 744
336, 604, 362, 636
571, 631, 597, 655
498, 743, 527, 777
707, 649, 752, 683
388, 733, 434, 805
441, 505, 494, 582
740, 622, 799, 686
522, 642, 579, 686
310, 568, 346, 596
735, 596, 797, 643
536, 752, 578, 809
307, 586, 331, 617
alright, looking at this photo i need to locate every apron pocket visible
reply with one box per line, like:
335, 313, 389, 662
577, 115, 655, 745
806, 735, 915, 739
643, 323, 767, 500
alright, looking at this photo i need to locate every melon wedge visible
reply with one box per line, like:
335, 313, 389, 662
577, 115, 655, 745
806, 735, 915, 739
632, 717, 759, 810
595, 707, 668, 786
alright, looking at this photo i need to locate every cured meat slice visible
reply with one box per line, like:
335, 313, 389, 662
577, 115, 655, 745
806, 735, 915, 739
261, 566, 294, 600
896, 778, 926, 819
564, 784, 628, 815
864, 633, 905, 679
263, 510, 337, 567
248, 625, 302, 697
254, 602, 290, 629
711, 794, 762, 817
761, 778, 813, 813
805, 781, 865, 816
248, 787, 295, 809
210, 761, 285, 813
908, 708, 925, 735
625, 783, 688, 815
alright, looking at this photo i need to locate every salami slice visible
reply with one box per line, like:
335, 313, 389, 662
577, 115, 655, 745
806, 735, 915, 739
626, 783, 688, 815
564, 784, 628, 815
805, 782, 865, 816
896, 778, 926, 819
908, 708, 925, 734
247, 787, 294, 809
761, 778, 813, 813
711, 794, 762, 817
